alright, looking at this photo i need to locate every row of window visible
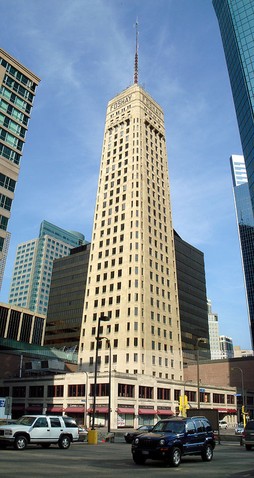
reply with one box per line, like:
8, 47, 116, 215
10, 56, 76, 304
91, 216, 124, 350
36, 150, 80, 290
0, 57, 36, 91
0, 214, 8, 231
4, 74, 34, 103
6, 383, 237, 405
0, 141, 21, 165
0, 126, 23, 151
0, 193, 12, 211
0, 172, 16, 192
1, 85, 32, 115
0, 111, 26, 138
0, 98, 29, 126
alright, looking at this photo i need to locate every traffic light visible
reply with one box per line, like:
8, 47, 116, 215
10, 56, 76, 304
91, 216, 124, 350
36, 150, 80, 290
179, 395, 189, 417
242, 405, 248, 427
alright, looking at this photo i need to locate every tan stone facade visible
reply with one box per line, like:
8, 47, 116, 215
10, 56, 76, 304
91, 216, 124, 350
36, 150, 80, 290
0, 370, 237, 429
78, 84, 183, 380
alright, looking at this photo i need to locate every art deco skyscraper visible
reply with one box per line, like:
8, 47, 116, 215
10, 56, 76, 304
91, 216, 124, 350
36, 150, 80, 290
0, 49, 40, 262
78, 46, 183, 380
213, 0, 254, 217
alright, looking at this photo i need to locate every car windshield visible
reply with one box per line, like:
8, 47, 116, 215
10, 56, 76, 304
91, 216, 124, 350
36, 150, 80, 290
153, 421, 185, 434
15, 416, 36, 426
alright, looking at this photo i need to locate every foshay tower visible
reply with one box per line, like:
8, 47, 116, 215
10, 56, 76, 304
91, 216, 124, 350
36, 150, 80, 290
78, 27, 183, 380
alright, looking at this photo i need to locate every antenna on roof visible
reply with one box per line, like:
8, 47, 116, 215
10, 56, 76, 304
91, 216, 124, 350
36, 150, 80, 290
134, 19, 139, 84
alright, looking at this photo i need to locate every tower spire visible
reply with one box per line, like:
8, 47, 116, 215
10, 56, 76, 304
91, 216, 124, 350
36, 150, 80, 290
134, 20, 139, 84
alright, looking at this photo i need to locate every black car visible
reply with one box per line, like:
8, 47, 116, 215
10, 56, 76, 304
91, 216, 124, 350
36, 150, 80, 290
124, 425, 154, 443
243, 420, 254, 450
131, 417, 215, 467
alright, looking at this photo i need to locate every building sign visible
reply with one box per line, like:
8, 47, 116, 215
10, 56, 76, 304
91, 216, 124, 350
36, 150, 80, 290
110, 94, 132, 111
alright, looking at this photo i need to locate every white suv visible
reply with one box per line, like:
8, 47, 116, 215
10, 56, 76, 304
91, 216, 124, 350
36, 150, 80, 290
0, 415, 79, 450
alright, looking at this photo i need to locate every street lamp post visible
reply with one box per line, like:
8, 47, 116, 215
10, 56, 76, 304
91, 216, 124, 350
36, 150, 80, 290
196, 337, 208, 409
231, 366, 246, 425
83, 372, 88, 428
99, 337, 112, 433
91, 316, 110, 431
106, 339, 112, 434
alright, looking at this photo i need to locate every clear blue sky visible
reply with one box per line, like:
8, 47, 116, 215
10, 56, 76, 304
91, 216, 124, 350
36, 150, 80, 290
1, 0, 251, 349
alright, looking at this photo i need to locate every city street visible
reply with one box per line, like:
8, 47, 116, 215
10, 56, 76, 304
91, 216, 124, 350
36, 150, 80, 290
0, 441, 254, 478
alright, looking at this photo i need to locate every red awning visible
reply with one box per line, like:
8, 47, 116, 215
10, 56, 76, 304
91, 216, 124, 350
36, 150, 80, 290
12, 404, 25, 411
157, 409, 174, 416
47, 407, 64, 413
26, 406, 43, 412
87, 407, 109, 414
65, 407, 85, 413
138, 408, 156, 415
227, 409, 237, 413
117, 408, 135, 414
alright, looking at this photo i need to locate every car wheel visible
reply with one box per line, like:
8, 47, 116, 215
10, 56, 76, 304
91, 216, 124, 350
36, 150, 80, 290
201, 444, 213, 462
133, 454, 146, 465
58, 435, 71, 449
246, 445, 252, 451
169, 447, 181, 467
41, 443, 51, 448
14, 435, 28, 450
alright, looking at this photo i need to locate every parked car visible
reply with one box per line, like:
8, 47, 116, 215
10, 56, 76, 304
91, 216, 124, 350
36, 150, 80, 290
235, 423, 244, 435
131, 416, 215, 467
78, 426, 88, 441
124, 425, 154, 443
219, 420, 228, 429
243, 420, 254, 450
0, 415, 79, 450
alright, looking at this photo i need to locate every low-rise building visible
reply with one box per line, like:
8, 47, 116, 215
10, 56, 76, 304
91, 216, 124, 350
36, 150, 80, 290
0, 369, 237, 429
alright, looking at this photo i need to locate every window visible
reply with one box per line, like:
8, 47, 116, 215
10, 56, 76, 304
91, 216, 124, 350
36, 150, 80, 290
186, 421, 196, 434
29, 386, 44, 398
68, 384, 85, 397
13, 386, 26, 398
139, 386, 153, 399
118, 383, 135, 397
50, 417, 61, 428
34, 417, 48, 428
47, 385, 64, 397
157, 388, 170, 400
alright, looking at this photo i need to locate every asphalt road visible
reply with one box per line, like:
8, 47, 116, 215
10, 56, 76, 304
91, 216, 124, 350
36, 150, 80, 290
1, 441, 254, 478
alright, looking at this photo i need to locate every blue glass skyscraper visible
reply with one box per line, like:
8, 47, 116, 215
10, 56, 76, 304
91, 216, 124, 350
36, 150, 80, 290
230, 155, 254, 348
213, 0, 254, 218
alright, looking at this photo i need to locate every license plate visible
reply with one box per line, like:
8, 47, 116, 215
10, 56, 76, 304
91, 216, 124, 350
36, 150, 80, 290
142, 450, 149, 455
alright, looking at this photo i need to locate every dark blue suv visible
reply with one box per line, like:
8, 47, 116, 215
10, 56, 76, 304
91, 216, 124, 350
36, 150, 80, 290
131, 416, 215, 467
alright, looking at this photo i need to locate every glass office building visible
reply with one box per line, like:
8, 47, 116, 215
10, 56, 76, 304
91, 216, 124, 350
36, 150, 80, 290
230, 155, 254, 348
0, 49, 40, 265
213, 0, 254, 217
9, 220, 86, 315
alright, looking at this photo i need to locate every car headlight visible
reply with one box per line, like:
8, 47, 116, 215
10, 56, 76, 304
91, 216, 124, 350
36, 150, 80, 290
159, 439, 165, 446
5, 430, 13, 436
134, 437, 139, 445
